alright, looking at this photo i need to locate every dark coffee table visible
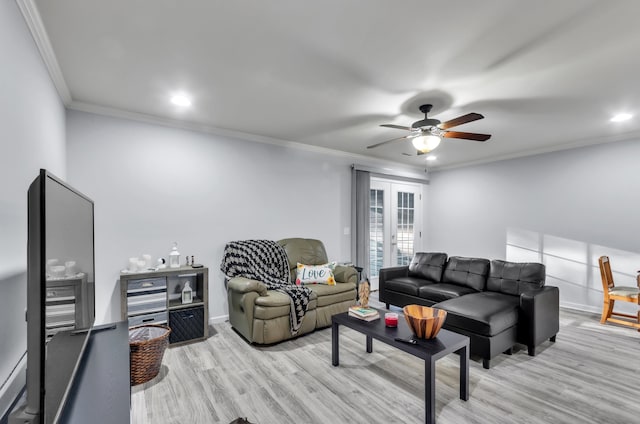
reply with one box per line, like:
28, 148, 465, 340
332, 309, 469, 424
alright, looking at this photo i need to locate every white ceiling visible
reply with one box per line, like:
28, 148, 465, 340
27, 0, 640, 169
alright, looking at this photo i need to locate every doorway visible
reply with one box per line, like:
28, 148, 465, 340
369, 178, 423, 290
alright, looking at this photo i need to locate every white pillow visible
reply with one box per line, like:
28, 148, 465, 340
295, 262, 337, 285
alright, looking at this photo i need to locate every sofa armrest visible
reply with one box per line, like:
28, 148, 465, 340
227, 282, 261, 343
379, 266, 409, 302
519, 286, 559, 355
333, 265, 358, 284
379, 266, 408, 285
227, 276, 268, 296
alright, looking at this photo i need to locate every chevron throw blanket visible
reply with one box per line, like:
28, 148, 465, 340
220, 240, 312, 335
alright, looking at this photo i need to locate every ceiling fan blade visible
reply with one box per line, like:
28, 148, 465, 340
443, 131, 491, 141
367, 134, 418, 149
380, 124, 413, 131
438, 113, 484, 130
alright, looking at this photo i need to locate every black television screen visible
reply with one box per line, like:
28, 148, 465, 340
18, 169, 95, 424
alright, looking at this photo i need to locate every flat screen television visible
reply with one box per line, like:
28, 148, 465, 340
11, 169, 95, 424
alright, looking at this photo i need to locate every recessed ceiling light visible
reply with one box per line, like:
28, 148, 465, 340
426, 156, 437, 161
610, 113, 632, 122
170, 93, 192, 107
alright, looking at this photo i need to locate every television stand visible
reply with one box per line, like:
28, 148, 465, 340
71, 323, 116, 336
9, 321, 130, 424
58, 321, 130, 423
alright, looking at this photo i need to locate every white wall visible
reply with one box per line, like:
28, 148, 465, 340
65, 110, 364, 324
0, 0, 66, 415
426, 139, 640, 313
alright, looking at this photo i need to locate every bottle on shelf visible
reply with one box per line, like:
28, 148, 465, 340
181, 282, 193, 304
169, 242, 180, 268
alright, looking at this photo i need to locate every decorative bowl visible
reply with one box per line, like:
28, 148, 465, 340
403, 305, 447, 339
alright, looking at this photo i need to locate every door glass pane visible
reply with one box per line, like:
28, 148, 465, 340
369, 189, 384, 278
396, 192, 415, 266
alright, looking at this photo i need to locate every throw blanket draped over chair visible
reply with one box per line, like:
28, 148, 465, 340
220, 240, 312, 335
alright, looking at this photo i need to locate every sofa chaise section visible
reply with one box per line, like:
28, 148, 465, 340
379, 253, 559, 368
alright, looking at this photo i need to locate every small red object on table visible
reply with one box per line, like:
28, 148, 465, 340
385, 312, 398, 327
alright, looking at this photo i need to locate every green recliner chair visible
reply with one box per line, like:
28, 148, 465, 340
227, 238, 357, 344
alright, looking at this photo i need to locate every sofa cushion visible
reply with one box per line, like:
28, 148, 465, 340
408, 252, 447, 282
255, 289, 318, 307
487, 260, 545, 296
435, 292, 520, 337
442, 256, 490, 291
385, 276, 432, 296
307, 281, 354, 295
418, 283, 478, 303
308, 282, 357, 307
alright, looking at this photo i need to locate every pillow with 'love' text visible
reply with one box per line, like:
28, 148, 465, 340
295, 262, 337, 285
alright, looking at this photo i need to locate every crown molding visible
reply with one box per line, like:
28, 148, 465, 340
16, 0, 72, 104
67, 100, 427, 176
12, 0, 640, 176
431, 129, 640, 172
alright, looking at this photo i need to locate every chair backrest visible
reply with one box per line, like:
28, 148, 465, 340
598, 256, 615, 291
277, 238, 329, 282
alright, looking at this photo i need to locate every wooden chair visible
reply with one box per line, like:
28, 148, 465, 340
598, 256, 640, 330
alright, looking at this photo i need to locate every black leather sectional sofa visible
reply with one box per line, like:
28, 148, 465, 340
379, 253, 559, 369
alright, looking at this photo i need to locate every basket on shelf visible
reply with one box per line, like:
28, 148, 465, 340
129, 324, 171, 386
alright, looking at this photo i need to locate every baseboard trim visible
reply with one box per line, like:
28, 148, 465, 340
209, 314, 228, 325
560, 301, 600, 315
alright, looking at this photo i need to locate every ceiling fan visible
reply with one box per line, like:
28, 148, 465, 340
368, 104, 491, 154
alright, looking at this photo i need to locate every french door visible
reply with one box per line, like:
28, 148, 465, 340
369, 178, 422, 290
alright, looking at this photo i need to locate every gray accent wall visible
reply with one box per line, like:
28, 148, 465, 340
0, 0, 66, 416
426, 139, 640, 313
65, 110, 359, 325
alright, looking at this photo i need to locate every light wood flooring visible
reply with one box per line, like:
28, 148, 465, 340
131, 304, 640, 424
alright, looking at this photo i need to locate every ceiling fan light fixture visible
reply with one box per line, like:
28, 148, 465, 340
412, 135, 441, 153
369, 103, 490, 152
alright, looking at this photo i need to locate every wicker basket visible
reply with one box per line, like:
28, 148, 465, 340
129, 324, 171, 386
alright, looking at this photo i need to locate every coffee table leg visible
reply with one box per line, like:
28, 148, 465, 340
332, 321, 339, 366
366, 335, 372, 353
457, 344, 469, 401
425, 358, 436, 424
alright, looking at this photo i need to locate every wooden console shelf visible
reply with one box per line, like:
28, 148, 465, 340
120, 266, 209, 346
